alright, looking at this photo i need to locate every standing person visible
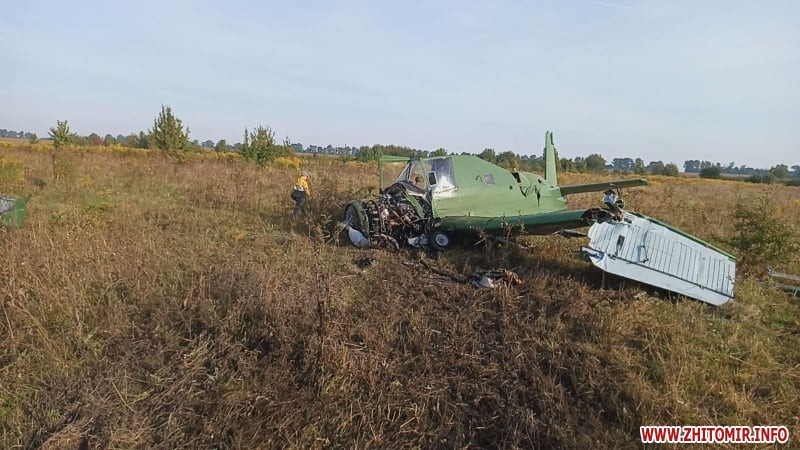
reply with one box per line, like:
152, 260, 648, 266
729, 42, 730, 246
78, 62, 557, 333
291, 170, 312, 220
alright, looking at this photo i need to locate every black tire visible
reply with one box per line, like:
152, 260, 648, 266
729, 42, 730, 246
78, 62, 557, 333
430, 230, 452, 251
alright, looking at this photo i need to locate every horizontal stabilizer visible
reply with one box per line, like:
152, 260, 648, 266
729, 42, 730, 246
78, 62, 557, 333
560, 178, 648, 196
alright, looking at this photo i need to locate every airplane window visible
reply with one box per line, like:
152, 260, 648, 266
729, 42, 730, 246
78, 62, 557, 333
430, 157, 455, 192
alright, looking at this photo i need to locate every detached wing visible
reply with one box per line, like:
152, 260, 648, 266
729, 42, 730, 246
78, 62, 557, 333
560, 178, 648, 196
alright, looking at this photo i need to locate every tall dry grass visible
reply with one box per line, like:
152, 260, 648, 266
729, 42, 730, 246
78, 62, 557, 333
1, 145, 798, 449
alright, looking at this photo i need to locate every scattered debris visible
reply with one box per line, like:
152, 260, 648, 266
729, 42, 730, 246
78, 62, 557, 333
469, 270, 522, 289
554, 229, 587, 238
353, 255, 374, 271
766, 267, 800, 296
1, 196, 29, 228
414, 259, 521, 289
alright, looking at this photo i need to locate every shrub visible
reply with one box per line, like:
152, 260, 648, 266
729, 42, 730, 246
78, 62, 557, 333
746, 173, 777, 184
727, 196, 796, 269
699, 166, 722, 179
0, 156, 24, 187
274, 156, 302, 170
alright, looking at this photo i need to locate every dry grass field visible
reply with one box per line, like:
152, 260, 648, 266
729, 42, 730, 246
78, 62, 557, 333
1, 143, 799, 449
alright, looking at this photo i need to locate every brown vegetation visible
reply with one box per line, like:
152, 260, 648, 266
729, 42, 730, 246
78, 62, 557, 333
1, 144, 799, 449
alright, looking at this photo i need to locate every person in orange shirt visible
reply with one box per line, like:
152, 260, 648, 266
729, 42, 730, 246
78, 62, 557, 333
291, 170, 312, 219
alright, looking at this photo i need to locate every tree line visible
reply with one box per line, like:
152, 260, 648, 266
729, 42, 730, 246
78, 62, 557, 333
36, 106, 293, 166
5, 116, 797, 178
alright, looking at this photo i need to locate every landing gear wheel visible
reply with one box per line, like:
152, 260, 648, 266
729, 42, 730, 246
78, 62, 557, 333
430, 230, 452, 251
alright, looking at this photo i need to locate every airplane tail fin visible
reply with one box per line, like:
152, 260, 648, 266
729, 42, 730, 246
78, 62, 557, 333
544, 131, 557, 186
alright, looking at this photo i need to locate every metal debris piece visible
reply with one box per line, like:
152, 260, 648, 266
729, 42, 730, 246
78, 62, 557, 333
353, 255, 374, 270
1, 196, 29, 228
415, 259, 521, 289
767, 267, 800, 283
469, 270, 522, 289
583, 212, 736, 306
766, 268, 800, 296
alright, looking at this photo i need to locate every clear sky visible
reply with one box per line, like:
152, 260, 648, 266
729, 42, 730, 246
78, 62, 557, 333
2, 0, 798, 168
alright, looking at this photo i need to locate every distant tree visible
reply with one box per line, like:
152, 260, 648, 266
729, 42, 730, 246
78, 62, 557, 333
214, 139, 228, 151
663, 163, 679, 177
149, 105, 189, 154
770, 164, 789, 179
699, 165, 722, 179
478, 148, 496, 164
495, 151, 520, 169
584, 154, 607, 173
137, 131, 150, 149
123, 134, 138, 147
559, 157, 575, 172
648, 161, 666, 175
49, 120, 75, 149
683, 160, 700, 173
88, 133, 103, 146
612, 157, 635, 171
634, 159, 647, 175
28, 133, 38, 144
242, 125, 290, 166
202, 139, 215, 149
431, 148, 448, 157
104, 134, 116, 145
792, 165, 800, 178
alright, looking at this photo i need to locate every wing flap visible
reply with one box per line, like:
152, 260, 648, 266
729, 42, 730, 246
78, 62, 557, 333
582, 212, 735, 305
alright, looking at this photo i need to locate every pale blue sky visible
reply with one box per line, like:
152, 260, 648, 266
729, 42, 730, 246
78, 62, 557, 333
2, 0, 798, 168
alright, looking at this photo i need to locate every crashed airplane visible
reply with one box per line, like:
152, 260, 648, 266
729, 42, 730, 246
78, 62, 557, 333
342, 131, 736, 306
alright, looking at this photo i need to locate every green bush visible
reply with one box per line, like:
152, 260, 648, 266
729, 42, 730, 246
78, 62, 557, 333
699, 166, 722, 179
746, 173, 777, 184
727, 196, 796, 269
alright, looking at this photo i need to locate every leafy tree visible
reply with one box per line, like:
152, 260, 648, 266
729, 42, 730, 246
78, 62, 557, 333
648, 161, 666, 175
149, 105, 189, 154
431, 148, 448, 157
727, 195, 796, 268
792, 165, 800, 178
699, 165, 722, 179
584, 154, 607, 173
612, 157, 635, 171
634, 160, 648, 175
747, 173, 777, 184
770, 164, 789, 179
214, 139, 228, 151
88, 133, 103, 146
123, 134, 138, 147
49, 120, 75, 149
663, 163, 679, 177
28, 133, 38, 144
241, 125, 290, 166
478, 148, 496, 164
104, 134, 116, 145
495, 151, 520, 169
683, 160, 701, 173
559, 157, 575, 172
137, 131, 150, 149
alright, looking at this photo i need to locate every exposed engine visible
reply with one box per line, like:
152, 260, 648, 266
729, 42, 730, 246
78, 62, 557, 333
345, 182, 434, 250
